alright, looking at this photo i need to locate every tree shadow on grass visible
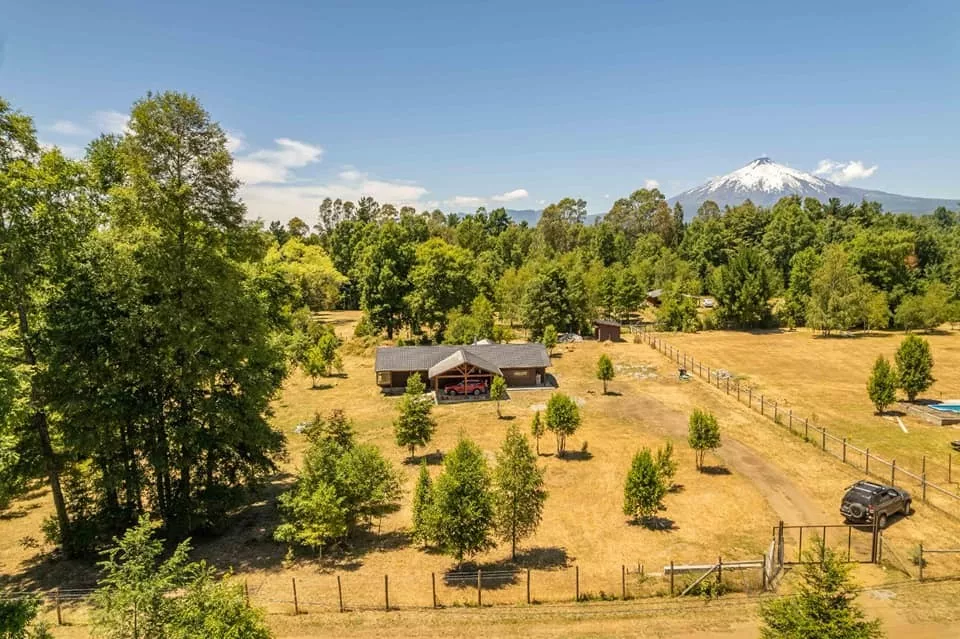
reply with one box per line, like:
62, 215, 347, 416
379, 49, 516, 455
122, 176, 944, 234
402, 450, 445, 466
603, 391, 623, 397
667, 483, 685, 494
443, 547, 571, 590
308, 383, 335, 391
699, 465, 731, 476
627, 516, 676, 532
498, 415, 517, 421
559, 449, 593, 461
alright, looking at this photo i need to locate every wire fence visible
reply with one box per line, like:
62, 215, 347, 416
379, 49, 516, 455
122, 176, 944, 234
639, 328, 960, 517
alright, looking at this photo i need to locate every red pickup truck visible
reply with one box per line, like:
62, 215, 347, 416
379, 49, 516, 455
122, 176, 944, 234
444, 380, 488, 396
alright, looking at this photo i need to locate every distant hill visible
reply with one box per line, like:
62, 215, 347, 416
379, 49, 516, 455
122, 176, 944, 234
668, 157, 958, 216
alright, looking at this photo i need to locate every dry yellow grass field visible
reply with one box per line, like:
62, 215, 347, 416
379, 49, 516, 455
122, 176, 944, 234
659, 327, 960, 489
5, 313, 960, 637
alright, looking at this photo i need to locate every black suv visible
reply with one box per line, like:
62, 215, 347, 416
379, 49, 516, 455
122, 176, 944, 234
840, 480, 911, 528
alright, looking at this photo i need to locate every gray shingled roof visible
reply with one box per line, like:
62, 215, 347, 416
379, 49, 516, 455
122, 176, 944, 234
375, 343, 550, 373
427, 349, 502, 379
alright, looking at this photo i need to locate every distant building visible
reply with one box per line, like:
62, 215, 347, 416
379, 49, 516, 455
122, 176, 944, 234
374, 343, 551, 394
593, 319, 621, 342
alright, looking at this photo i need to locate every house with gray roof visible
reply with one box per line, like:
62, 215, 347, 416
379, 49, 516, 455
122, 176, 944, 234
374, 343, 551, 394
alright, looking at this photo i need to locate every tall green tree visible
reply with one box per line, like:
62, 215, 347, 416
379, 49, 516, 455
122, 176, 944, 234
623, 448, 668, 525
688, 409, 721, 471
596, 353, 615, 394
714, 247, 775, 328
0, 97, 97, 549
493, 425, 547, 559
760, 539, 882, 639
394, 374, 437, 459
86, 92, 288, 538
430, 438, 495, 568
895, 335, 935, 402
411, 462, 434, 545
867, 356, 897, 415
357, 221, 415, 339
407, 237, 475, 337
546, 392, 581, 457
523, 264, 585, 338
806, 246, 865, 336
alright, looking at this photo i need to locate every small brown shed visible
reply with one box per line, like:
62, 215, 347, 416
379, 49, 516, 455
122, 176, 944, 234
593, 319, 621, 342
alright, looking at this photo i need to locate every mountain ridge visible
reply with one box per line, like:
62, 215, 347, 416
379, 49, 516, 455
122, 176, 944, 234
668, 157, 957, 216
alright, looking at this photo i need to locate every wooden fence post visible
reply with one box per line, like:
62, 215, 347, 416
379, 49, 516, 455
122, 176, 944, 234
726, 377, 729, 394
761, 553, 767, 591
760, 395, 764, 415
621, 565, 626, 599
804, 418, 809, 440
717, 556, 722, 585
431, 572, 436, 609
244, 579, 250, 607
789, 410, 793, 432
737, 382, 740, 402
842, 438, 847, 463
774, 403, 778, 422
821, 428, 827, 451
669, 561, 675, 596
575, 565, 580, 601
292, 577, 299, 615
919, 544, 924, 581
338, 575, 345, 613
384, 574, 389, 611
748, 387, 752, 406
526, 569, 531, 604
891, 459, 896, 486
56, 588, 62, 626
477, 569, 482, 607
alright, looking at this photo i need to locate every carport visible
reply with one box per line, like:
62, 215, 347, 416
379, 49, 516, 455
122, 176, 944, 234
428, 349, 501, 398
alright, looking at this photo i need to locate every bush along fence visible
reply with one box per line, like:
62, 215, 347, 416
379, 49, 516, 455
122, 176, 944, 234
638, 328, 960, 518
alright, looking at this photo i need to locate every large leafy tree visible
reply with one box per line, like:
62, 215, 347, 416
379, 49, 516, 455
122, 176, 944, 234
806, 246, 866, 336
493, 424, 547, 560
895, 335, 935, 402
762, 196, 818, 284
44, 92, 288, 542
357, 221, 415, 338
0, 97, 97, 548
760, 539, 882, 639
537, 197, 586, 253
714, 247, 775, 328
407, 237, 475, 337
430, 438, 496, 568
523, 265, 582, 339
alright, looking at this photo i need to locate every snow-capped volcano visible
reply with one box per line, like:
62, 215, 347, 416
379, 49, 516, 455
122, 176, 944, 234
669, 157, 956, 215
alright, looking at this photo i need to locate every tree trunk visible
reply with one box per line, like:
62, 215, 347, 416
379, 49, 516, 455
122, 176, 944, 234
16, 302, 71, 548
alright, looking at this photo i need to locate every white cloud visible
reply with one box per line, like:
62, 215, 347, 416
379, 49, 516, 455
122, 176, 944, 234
537, 199, 546, 205
233, 138, 323, 185
813, 159, 878, 184
450, 195, 485, 207
604, 194, 610, 199
338, 168, 365, 182
50, 120, 91, 136
225, 131, 246, 154
644, 179, 660, 189
38, 140, 84, 159
93, 110, 130, 135
491, 188, 529, 202
240, 178, 428, 224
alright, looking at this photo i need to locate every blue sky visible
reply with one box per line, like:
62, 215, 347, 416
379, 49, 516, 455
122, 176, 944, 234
3, 0, 958, 222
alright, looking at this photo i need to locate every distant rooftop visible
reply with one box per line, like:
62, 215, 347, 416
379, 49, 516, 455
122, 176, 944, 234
375, 343, 550, 373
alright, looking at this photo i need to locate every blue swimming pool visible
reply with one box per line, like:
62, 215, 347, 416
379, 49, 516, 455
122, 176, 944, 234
932, 404, 960, 413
